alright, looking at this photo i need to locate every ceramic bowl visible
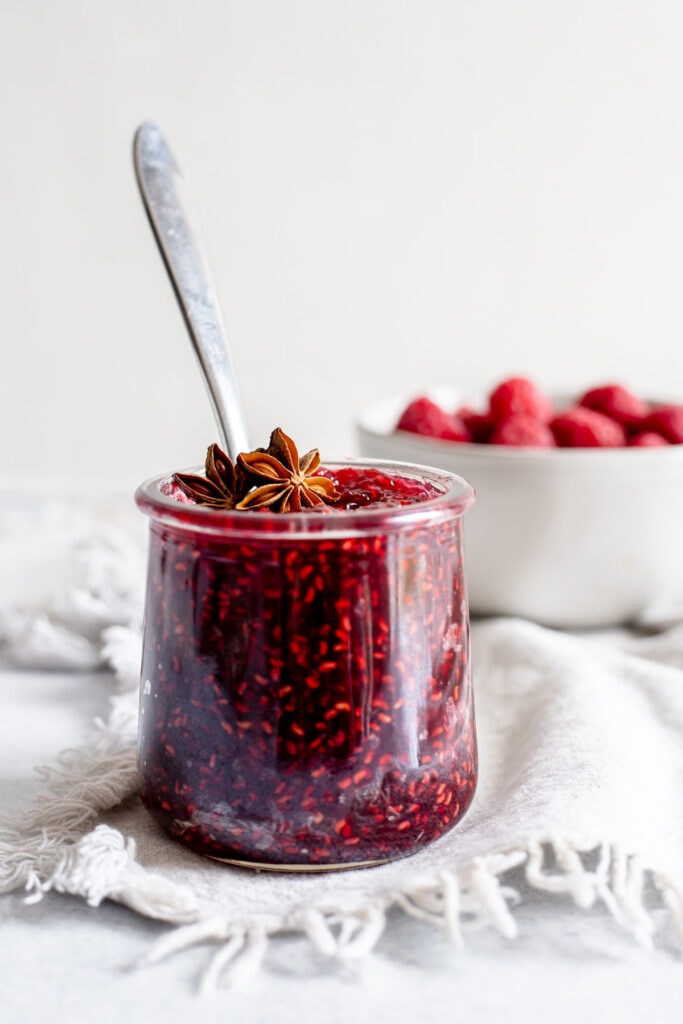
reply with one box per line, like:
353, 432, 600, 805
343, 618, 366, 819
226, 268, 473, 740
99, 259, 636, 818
356, 388, 683, 629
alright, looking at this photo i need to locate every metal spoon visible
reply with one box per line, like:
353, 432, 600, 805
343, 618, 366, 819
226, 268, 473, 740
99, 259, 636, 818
133, 122, 250, 460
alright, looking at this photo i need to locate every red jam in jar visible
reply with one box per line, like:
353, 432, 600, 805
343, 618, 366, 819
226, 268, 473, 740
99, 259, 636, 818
135, 460, 476, 869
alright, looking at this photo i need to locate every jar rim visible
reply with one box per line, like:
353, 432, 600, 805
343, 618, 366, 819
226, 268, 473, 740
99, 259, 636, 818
135, 457, 475, 537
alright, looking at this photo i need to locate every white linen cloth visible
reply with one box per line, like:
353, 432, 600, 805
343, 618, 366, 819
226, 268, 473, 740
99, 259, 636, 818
1, 505, 682, 990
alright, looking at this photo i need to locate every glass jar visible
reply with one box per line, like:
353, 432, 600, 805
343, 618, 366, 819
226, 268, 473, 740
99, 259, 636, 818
135, 459, 476, 870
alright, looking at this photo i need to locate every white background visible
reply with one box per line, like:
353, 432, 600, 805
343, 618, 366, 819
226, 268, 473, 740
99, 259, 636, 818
3, 9, 683, 1014
2, 0, 683, 490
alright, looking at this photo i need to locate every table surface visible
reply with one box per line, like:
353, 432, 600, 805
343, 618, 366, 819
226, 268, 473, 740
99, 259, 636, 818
1, 492, 682, 1022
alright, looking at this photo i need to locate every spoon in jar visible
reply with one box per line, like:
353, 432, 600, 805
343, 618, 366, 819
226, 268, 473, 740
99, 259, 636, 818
133, 122, 251, 460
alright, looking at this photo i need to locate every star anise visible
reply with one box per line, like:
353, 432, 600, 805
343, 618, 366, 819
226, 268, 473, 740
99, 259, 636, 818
236, 427, 340, 512
173, 443, 249, 508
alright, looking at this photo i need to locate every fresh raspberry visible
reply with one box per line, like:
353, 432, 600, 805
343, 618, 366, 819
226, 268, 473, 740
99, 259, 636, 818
643, 405, 683, 444
550, 407, 627, 447
489, 415, 556, 447
578, 384, 648, 429
396, 396, 472, 441
628, 431, 669, 447
488, 377, 553, 424
457, 406, 495, 443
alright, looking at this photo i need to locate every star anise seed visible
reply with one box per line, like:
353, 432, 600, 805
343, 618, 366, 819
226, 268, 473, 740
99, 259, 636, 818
236, 428, 340, 512
174, 443, 247, 508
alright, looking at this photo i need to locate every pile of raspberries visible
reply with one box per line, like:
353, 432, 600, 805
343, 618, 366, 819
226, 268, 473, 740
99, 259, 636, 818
395, 378, 683, 448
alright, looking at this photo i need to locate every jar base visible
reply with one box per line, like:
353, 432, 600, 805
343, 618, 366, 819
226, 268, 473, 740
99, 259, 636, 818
207, 853, 396, 872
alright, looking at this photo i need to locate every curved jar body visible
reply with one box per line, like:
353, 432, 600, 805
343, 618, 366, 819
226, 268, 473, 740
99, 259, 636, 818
136, 460, 477, 869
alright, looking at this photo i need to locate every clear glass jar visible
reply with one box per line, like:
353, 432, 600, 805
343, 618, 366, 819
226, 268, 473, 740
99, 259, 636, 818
135, 459, 476, 870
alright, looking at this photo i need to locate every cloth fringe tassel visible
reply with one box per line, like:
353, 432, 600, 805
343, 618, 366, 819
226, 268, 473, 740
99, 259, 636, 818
128, 837, 683, 993
0, 685, 140, 897
6, 818, 680, 992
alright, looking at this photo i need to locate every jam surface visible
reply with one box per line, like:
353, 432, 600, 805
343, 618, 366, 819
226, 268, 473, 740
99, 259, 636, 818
163, 464, 443, 512
139, 464, 476, 867
323, 466, 442, 509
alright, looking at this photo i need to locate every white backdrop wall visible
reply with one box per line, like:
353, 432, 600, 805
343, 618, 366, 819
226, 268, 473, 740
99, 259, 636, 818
1, 1, 682, 489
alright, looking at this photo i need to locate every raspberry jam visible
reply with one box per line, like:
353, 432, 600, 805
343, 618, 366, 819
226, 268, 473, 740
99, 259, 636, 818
135, 460, 476, 869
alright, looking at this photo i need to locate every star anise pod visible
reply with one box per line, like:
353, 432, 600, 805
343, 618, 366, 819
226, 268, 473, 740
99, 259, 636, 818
236, 427, 340, 512
173, 443, 249, 508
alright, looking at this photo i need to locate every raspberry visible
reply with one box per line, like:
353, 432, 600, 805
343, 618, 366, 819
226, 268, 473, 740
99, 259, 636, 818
629, 431, 669, 447
488, 377, 553, 424
457, 406, 495, 443
489, 415, 556, 448
643, 405, 683, 444
396, 396, 471, 442
550, 407, 627, 447
578, 384, 648, 429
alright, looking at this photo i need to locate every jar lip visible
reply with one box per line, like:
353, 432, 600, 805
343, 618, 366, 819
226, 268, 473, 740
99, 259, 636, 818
135, 457, 475, 536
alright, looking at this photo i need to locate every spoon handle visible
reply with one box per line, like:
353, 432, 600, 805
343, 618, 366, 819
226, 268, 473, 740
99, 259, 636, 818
133, 122, 250, 460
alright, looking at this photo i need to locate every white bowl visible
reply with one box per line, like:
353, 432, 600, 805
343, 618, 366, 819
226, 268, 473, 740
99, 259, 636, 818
356, 389, 683, 629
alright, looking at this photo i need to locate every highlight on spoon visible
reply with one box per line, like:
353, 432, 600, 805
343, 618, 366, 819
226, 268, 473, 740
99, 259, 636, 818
133, 121, 251, 460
